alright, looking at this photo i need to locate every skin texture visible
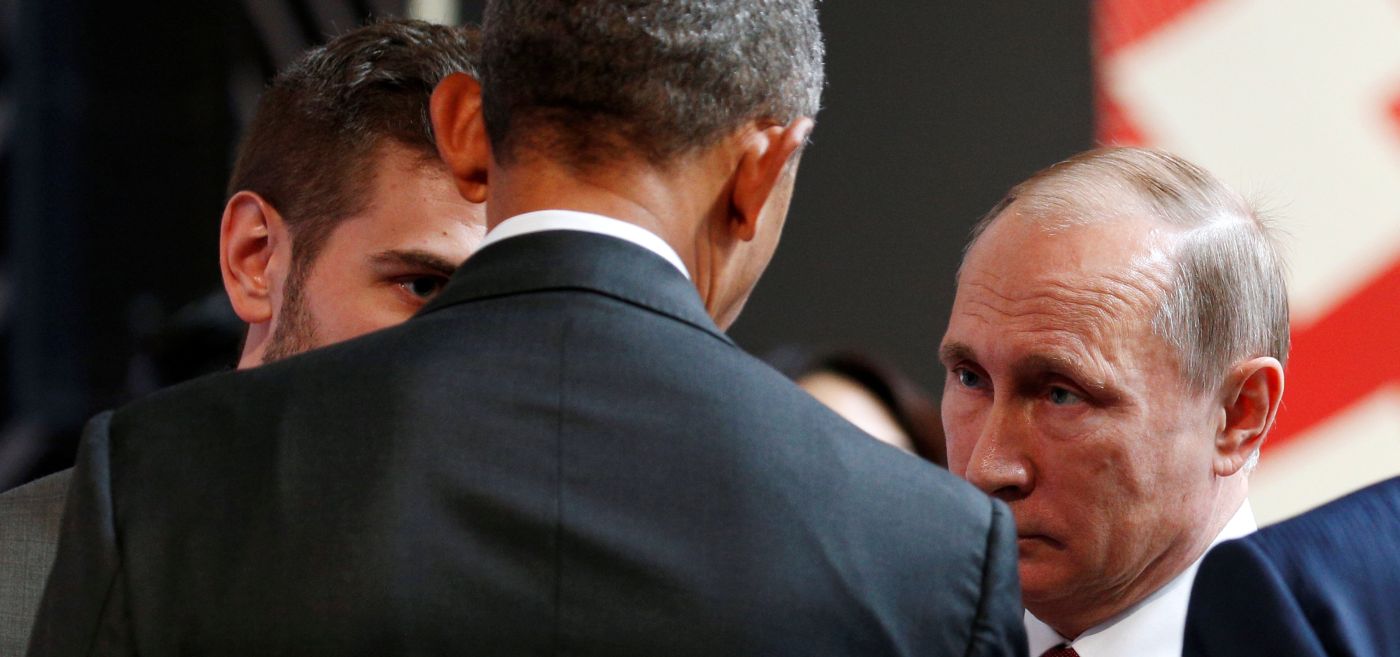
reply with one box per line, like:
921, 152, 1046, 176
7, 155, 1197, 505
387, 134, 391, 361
223, 140, 487, 367
939, 208, 1259, 638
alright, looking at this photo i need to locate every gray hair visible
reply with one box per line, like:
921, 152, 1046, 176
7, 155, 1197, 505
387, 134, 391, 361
966, 148, 1290, 399
481, 0, 825, 168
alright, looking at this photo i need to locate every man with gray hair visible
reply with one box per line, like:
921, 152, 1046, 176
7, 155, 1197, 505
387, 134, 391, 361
29, 2, 1026, 656
938, 147, 1288, 657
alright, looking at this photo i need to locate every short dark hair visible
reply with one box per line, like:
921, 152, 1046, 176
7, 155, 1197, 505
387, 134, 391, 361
227, 19, 480, 269
481, 0, 825, 168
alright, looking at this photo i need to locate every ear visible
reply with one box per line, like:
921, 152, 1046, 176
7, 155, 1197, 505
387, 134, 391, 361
1213, 356, 1285, 476
430, 72, 490, 204
219, 191, 285, 326
728, 117, 814, 241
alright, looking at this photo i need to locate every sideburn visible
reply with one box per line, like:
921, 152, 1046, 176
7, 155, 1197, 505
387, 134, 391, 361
261, 253, 320, 364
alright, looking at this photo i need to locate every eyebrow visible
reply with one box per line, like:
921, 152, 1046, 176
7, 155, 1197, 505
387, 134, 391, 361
939, 342, 976, 367
1014, 353, 1110, 396
940, 341, 1111, 395
368, 249, 462, 277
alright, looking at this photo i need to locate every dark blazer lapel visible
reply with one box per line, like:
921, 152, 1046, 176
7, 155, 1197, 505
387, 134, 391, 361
418, 230, 734, 346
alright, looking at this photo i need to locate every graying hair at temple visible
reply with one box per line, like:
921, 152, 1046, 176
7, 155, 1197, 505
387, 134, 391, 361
964, 147, 1291, 402
480, 0, 825, 168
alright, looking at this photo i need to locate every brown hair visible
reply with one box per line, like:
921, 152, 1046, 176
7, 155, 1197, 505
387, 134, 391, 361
227, 19, 480, 271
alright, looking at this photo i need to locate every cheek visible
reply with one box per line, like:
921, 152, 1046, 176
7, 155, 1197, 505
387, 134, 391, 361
940, 392, 984, 477
306, 285, 416, 346
1031, 400, 1111, 442
1053, 427, 1155, 527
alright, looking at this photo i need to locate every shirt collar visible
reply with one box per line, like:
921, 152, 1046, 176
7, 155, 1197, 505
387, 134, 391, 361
1025, 501, 1257, 657
479, 209, 691, 280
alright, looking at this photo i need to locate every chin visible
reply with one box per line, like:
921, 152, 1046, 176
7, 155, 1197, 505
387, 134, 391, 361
1017, 558, 1075, 607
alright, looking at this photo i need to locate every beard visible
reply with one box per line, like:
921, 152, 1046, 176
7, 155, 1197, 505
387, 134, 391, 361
261, 258, 319, 364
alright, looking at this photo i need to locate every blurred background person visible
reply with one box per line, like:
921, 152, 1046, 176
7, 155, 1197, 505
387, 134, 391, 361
768, 346, 946, 465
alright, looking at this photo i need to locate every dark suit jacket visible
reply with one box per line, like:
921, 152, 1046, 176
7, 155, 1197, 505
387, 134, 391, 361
1184, 476, 1400, 657
29, 230, 1025, 657
0, 470, 70, 656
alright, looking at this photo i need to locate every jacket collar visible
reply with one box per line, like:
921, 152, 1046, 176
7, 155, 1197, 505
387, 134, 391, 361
417, 230, 734, 346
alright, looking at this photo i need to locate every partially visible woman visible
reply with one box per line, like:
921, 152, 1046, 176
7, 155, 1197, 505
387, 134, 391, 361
768, 347, 946, 467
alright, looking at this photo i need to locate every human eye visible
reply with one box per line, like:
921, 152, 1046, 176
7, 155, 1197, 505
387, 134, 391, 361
955, 367, 984, 389
396, 275, 449, 301
1047, 385, 1083, 406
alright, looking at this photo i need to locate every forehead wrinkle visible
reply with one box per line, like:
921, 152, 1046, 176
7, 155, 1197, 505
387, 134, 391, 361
960, 277, 1138, 344
957, 276, 1148, 386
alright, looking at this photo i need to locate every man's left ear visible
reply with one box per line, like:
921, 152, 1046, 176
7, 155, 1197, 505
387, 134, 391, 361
1214, 356, 1286, 476
728, 117, 814, 241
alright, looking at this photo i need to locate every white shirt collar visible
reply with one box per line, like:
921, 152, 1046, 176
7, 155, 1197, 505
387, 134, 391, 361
479, 209, 691, 280
1025, 501, 1257, 657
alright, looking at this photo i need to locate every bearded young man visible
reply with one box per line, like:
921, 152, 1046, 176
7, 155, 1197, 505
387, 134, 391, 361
0, 19, 484, 656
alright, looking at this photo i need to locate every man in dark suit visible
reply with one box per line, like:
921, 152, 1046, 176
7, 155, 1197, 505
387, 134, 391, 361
28, 1, 1026, 656
1184, 476, 1400, 657
1, 19, 485, 656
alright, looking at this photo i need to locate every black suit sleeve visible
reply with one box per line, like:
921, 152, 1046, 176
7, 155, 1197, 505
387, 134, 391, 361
964, 499, 1028, 657
26, 411, 136, 657
1183, 538, 1327, 657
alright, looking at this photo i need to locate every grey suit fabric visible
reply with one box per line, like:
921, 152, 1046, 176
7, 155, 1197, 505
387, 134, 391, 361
30, 230, 1026, 657
0, 469, 70, 656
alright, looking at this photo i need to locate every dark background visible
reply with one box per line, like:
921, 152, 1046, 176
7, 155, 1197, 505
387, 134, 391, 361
733, 2, 1092, 386
0, 0, 1091, 490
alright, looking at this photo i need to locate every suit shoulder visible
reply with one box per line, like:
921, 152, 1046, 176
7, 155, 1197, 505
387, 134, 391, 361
1247, 476, 1400, 569
0, 469, 71, 539
0, 468, 72, 506
0, 467, 72, 540
0, 469, 70, 655
725, 353, 993, 502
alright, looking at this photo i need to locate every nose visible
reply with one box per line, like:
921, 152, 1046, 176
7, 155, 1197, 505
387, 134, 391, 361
964, 401, 1033, 503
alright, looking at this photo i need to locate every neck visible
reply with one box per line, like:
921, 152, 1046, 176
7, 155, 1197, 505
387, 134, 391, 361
487, 155, 729, 314
237, 325, 268, 369
1036, 478, 1248, 639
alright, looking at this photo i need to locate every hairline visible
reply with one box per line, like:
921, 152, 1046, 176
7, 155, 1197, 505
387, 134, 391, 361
960, 162, 1287, 394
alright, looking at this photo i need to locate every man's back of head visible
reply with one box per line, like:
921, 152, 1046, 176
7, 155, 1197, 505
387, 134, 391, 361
479, 0, 823, 169
431, 0, 825, 328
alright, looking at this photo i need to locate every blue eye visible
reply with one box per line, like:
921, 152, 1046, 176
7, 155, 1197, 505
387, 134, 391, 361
957, 369, 982, 388
1048, 386, 1082, 405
